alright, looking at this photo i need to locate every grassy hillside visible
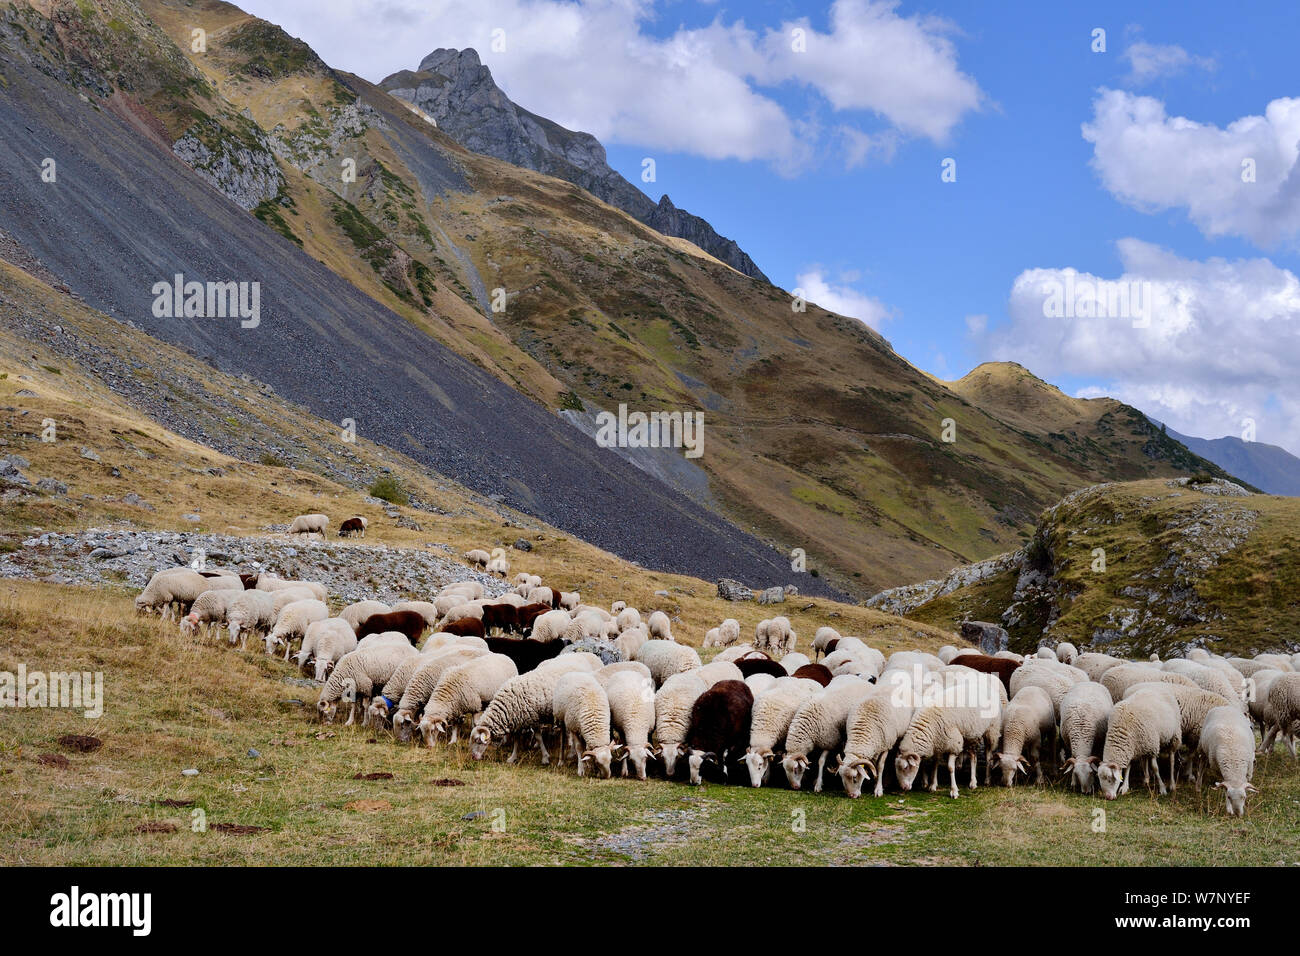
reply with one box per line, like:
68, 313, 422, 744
4, 580, 1298, 866
899, 478, 1300, 658
101, 0, 1239, 598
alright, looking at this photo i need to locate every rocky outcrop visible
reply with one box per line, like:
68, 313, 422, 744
381, 48, 769, 282
173, 115, 285, 211
960, 621, 1009, 655
717, 578, 753, 602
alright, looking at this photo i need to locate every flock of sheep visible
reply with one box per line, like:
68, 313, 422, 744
133, 518, 1300, 818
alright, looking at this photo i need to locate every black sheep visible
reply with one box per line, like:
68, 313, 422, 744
683, 680, 754, 785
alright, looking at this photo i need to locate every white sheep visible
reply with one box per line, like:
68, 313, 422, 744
179, 587, 242, 638
469, 660, 593, 764
697, 659, 745, 687
415, 653, 518, 747
894, 671, 1006, 798
604, 670, 657, 779
634, 640, 701, 687
755, 616, 796, 657
528, 609, 573, 643
558, 590, 580, 610
136, 568, 240, 618
610, 600, 627, 615
226, 590, 277, 650
356, 631, 412, 653
1226, 657, 1275, 679
1253, 653, 1294, 672
365, 648, 448, 729
1245, 668, 1284, 731
838, 677, 919, 798
441, 580, 485, 600
463, 549, 490, 569
287, 513, 329, 536
298, 618, 357, 681
1161, 659, 1242, 706
1073, 652, 1125, 682
647, 610, 673, 642
1055, 642, 1079, 665
530, 586, 556, 608
553, 672, 614, 777
1058, 681, 1112, 794
995, 685, 1056, 786
1100, 664, 1197, 703
1262, 672, 1300, 758
317, 642, 418, 724
713, 643, 760, 663
654, 672, 708, 776
339, 600, 391, 632
1009, 665, 1075, 719
613, 625, 649, 662
780, 652, 812, 674
1097, 690, 1182, 798
702, 618, 740, 649
783, 677, 874, 792
1195, 705, 1258, 816
391, 647, 490, 742
265, 598, 328, 659
812, 626, 841, 661
745, 673, 779, 697
743, 677, 821, 787
487, 557, 510, 578
615, 607, 642, 633
254, 575, 327, 603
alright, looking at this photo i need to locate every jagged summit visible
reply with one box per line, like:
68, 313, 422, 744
381, 49, 770, 282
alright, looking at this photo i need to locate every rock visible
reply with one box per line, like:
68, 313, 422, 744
716, 578, 753, 602
960, 621, 1009, 656
462, 811, 485, 821
181, 768, 199, 777
89, 548, 120, 560
35, 477, 67, 494
247, 748, 261, 758
562, 637, 621, 664
513, 538, 532, 552
78, 446, 100, 461
784, 585, 799, 596
4, 454, 30, 469
181, 513, 201, 523
757, 586, 785, 605
654, 589, 669, 597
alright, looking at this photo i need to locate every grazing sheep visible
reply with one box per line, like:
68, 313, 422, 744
1226, 657, 1275, 679
527, 609, 573, 643
388, 647, 490, 741
226, 590, 277, 650
1121, 683, 1232, 757
356, 609, 427, 646
697, 660, 745, 687
254, 575, 328, 604
477, 603, 519, 634
1195, 705, 1258, 816
1161, 660, 1242, 707
781, 652, 812, 674
894, 671, 1006, 799
743, 677, 822, 787
684, 680, 754, 785
615, 607, 643, 633
317, 643, 418, 724
366, 648, 452, 729
469, 660, 593, 764
613, 626, 649, 662
179, 588, 242, 638
1073, 652, 1125, 682
1101, 664, 1195, 703
439, 617, 487, 639
634, 640, 702, 687
137, 568, 239, 618
1008, 665, 1074, 719
705, 618, 741, 650
356, 632, 414, 653
1253, 653, 1294, 672
783, 677, 874, 792
339, 600, 391, 633
1097, 690, 1182, 799
464, 549, 491, 569
713, 643, 761, 663
596, 661, 653, 687
416, 653, 519, 747
813, 627, 841, 661
486, 557, 510, 578
735, 657, 787, 681
531, 586, 557, 609
654, 672, 709, 777
1055, 642, 1078, 665
553, 672, 614, 777
604, 671, 657, 780
755, 617, 796, 657
745, 673, 779, 697
1245, 668, 1284, 730
838, 681, 919, 798
287, 513, 329, 536
338, 517, 366, 538
298, 618, 358, 681
265, 599, 329, 659
557, 590, 580, 610
1059, 682, 1113, 794
995, 685, 1056, 786
647, 610, 674, 642
1262, 673, 1300, 758
791, 663, 833, 687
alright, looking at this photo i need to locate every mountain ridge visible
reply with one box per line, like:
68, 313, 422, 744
380, 47, 770, 282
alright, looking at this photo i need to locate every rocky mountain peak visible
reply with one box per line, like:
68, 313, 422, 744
382, 49, 769, 282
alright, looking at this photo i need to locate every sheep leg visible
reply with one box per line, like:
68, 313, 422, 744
537, 730, 551, 766
968, 748, 978, 790
572, 734, 584, 777
813, 751, 829, 793
1120, 762, 1131, 795
873, 750, 887, 798
927, 758, 939, 793
1261, 724, 1278, 754
948, 753, 960, 799
1151, 755, 1167, 795
506, 736, 520, 764
1170, 751, 1179, 790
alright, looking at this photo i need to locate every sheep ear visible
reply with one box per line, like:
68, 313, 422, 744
1246, 783, 1260, 794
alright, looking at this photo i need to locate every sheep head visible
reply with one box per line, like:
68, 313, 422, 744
469, 726, 494, 760
1097, 761, 1125, 800
781, 753, 811, 790
580, 747, 614, 779
1214, 780, 1257, 817
1061, 755, 1099, 794
316, 697, 338, 723
838, 756, 877, 799
995, 752, 1031, 787
418, 716, 449, 749
687, 750, 716, 786
743, 747, 774, 788
894, 751, 923, 792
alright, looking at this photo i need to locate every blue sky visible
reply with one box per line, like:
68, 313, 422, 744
243, 0, 1300, 453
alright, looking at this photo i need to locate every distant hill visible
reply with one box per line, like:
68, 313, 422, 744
1161, 425, 1300, 496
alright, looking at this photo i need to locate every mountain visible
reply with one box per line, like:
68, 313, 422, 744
1161, 425, 1300, 496
0, 0, 1246, 600
0, 0, 826, 594
867, 477, 1299, 659
380, 48, 770, 282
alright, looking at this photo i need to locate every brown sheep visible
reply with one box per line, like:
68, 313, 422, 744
946, 653, 1021, 694
441, 617, 487, 639
791, 663, 833, 687
356, 609, 427, 646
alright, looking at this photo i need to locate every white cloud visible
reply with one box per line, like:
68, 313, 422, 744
973, 239, 1300, 455
237, 0, 981, 171
794, 268, 893, 329
1122, 41, 1215, 85
1083, 89, 1300, 247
